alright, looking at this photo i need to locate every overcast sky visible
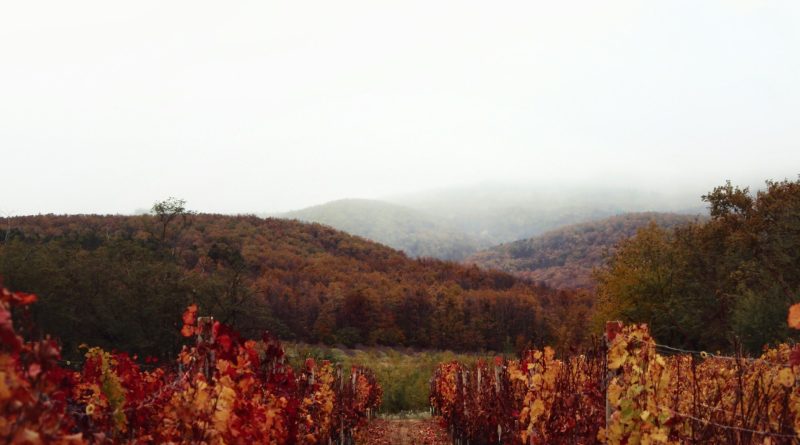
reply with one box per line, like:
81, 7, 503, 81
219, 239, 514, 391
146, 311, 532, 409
2, 1, 799, 215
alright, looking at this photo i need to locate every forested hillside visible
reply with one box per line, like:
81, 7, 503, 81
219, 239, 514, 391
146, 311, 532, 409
467, 212, 701, 289
280, 199, 485, 260
0, 213, 588, 361
595, 179, 800, 353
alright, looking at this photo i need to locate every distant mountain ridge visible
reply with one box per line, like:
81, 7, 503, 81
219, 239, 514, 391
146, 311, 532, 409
466, 212, 703, 289
280, 199, 487, 260
276, 184, 705, 261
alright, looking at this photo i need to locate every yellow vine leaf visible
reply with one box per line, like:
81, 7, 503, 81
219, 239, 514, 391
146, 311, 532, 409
213, 385, 237, 432
530, 398, 545, 420
608, 383, 622, 405
650, 429, 669, 442
777, 367, 794, 388
609, 349, 628, 370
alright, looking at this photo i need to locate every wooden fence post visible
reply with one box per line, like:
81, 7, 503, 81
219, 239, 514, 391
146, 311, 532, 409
605, 321, 623, 432
197, 316, 215, 380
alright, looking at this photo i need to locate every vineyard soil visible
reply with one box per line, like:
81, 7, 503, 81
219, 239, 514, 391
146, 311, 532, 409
358, 419, 450, 445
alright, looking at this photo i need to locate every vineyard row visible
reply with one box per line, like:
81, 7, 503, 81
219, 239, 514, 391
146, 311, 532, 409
431, 321, 800, 444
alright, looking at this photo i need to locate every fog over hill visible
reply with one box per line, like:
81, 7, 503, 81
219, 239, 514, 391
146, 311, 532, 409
274, 183, 707, 261
280, 199, 487, 261
387, 182, 706, 245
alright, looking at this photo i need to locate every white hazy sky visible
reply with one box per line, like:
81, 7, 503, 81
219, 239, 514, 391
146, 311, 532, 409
2, 1, 799, 215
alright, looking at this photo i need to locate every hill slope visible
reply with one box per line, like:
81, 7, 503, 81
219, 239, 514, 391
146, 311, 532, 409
0, 214, 586, 359
467, 212, 702, 289
280, 199, 485, 260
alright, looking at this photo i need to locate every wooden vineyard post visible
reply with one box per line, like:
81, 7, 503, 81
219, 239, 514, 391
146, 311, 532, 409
197, 316, 215, 380
491, 358, 502, 445
605, 321, 623, 432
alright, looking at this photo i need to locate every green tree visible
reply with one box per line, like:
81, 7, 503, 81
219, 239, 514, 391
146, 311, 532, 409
151, 197, 193, 241
595, 178, 800, 354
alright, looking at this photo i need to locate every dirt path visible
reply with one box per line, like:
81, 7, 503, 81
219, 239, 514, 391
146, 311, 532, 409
358, 418, 450, 445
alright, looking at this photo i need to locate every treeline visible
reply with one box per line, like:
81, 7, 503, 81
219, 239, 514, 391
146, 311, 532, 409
595, 178, 800, 353
0, 212, 587, 360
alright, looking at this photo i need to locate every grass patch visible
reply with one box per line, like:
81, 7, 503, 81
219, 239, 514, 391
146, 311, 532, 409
285, 343, 494, 413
